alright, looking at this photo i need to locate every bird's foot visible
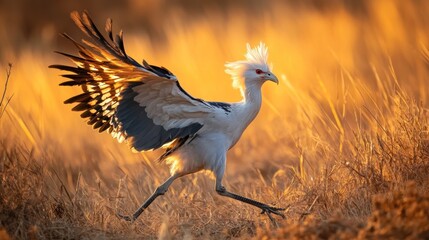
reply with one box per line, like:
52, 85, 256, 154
260, 205, 286, 224
116, 212, 135, 222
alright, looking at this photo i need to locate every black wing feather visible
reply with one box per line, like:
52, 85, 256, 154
51, 11, 205, 152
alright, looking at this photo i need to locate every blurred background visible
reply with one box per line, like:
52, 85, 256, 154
1, 0, 429, 186
1, 0, 429, 181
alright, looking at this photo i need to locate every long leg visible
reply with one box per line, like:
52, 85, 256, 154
117, 173, 182, 222
215, 177, 285, 223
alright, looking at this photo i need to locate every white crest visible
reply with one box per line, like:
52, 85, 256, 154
225, 42, 272, 90
245, 42, 269, 68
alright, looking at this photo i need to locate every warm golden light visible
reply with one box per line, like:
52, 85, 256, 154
0, 0, 428, 239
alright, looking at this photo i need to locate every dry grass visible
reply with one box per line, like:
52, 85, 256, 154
256, 182, 429, 239
1, 0, 429, 239
0, 63, 12, 119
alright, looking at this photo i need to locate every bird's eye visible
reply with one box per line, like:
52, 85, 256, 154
255, 69, 263, 74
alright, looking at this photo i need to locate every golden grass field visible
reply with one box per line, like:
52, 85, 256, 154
1, 0, 429, 239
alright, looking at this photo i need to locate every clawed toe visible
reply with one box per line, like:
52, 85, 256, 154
116, 213, 134, 222
260, 205, 286, 222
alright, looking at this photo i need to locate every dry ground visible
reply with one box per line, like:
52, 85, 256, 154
1, 0, 429, 239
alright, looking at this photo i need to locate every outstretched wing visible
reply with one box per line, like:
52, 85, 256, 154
50, 11, 218, 151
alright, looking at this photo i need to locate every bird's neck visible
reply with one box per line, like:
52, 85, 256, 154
241, 81, 262, 117
243, 80, 262, 102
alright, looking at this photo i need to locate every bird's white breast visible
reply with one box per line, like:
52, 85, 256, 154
201, 100, 261, 150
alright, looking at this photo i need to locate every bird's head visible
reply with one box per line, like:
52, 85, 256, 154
225, 42, 278, 91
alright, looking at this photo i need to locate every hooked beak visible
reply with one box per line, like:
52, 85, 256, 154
265, 72, 279, 85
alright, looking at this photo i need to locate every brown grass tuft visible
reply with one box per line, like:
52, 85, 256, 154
256, 182, 429, 239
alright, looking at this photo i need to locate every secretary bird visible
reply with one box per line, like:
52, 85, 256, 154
50, 11, 284, 222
